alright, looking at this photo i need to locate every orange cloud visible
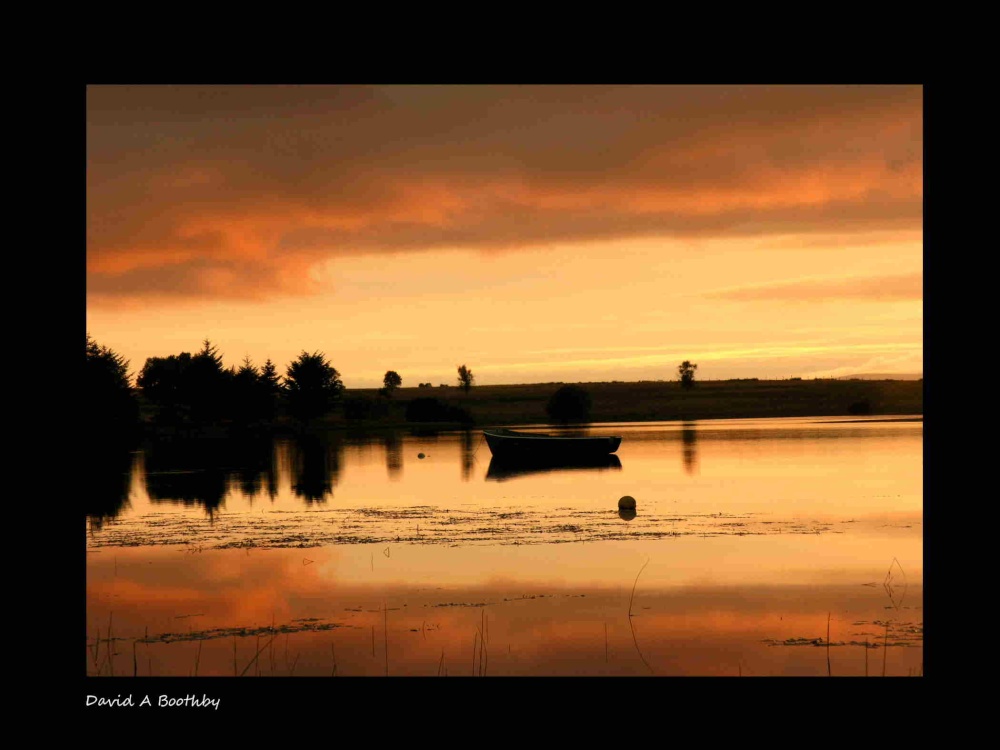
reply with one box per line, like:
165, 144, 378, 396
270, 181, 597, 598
706, 272, 923, 302
87, 85, 922, 303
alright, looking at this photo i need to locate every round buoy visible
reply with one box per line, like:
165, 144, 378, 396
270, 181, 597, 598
417, 453, 426, 459
618, 495, 636, 510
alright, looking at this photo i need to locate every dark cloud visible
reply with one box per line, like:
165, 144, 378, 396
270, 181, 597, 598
87, 85, 923, 302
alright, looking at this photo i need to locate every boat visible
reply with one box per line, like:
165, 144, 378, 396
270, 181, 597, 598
482, 428, 622, 459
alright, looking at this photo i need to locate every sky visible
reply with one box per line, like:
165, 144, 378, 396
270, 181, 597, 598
86, 85, 922, 388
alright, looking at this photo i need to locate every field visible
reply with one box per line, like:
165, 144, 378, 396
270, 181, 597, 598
333, 378, 923, 428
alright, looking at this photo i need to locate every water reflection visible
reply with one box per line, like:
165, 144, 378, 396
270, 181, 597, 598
288, 434, 342, 503
383, 432, 403, 480
460, 429, 476, 481
85, 447, 136, 531
143, 436, 276, 517
681, 421, 698, 474
485, 453, 623, 482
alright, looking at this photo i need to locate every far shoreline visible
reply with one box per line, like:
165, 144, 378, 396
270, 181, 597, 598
133, 377, 924, 438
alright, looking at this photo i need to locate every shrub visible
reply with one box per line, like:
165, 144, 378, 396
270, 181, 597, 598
546, 385, 592, 423
405, 397, 473, 424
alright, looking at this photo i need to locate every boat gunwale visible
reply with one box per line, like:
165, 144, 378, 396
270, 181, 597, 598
483, 428, 621, 442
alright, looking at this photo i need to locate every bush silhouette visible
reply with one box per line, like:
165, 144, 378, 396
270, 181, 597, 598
344, 395, 389, 421
546, 385, 592, 423
285, 351, 344, 423
405, 397, 472, 424
678, 361, 698, 389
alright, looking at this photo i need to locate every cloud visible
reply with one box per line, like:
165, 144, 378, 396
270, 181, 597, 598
87, 85, 923, 303
705, 272, 923, 302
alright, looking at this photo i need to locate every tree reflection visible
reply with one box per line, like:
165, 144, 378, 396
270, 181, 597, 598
230, 436, 277, 503
289, 433, 342, 504
143, 439, 229, 517
681, 422, 698, 475
141, 435, 276, 517
460, 429, 476, 482
86, 447, 136, 532
384, 432, 403, 481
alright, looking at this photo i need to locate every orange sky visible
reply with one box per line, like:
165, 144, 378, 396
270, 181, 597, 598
86, 85, 922, 387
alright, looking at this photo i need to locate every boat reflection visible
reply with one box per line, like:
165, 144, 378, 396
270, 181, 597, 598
485, 453, 623, 482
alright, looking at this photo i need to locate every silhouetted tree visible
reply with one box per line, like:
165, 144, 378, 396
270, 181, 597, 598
457, 364, 474, 393
137, 340, 233, 426
260, 359, 282, 393
188, 339, 231, 422
546, 385, 592, 423
383, 370, 402, 397
678, 360, 698, 389
232, 356, 267, 427
85, 334, 140, 444
285, 351, 344, 423
138, 352, 194, 423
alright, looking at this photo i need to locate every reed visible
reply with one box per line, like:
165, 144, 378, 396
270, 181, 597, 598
826, 613, 831, 677
239, 634, 277, 677
90, 625, 100, 674
194, 640, 203, 676
628, 559, 650, 617
472, 632, 478, 676
477, 610, 488, 677
108, 612, 114, 677
626, 560, 655, 674
384, 602, 389, 677
882, 621, 889, 677
331, 643, 337, 677
269, 614, 276, 674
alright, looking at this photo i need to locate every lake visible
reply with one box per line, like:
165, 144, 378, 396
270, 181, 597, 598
85, 416, 923, 678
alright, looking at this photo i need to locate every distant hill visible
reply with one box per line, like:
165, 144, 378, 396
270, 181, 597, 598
834, 373, 922, 381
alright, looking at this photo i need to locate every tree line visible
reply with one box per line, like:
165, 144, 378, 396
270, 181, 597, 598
86, 334, 700, 436
85, 335, 490, 434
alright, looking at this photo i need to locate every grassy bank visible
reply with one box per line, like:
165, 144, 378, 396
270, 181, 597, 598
312, 378, 922, 429
135, 378, 922, 436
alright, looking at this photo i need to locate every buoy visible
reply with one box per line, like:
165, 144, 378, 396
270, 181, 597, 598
618, 495, 636, 510
417, 453, 426, 459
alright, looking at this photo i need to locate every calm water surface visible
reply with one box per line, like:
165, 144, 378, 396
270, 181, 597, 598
86, 416, 923, 677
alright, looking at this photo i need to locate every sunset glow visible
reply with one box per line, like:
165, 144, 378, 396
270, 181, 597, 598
87, 85, 922, 386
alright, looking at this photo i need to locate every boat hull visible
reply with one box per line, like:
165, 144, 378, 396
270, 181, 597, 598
483, 429, 621, 459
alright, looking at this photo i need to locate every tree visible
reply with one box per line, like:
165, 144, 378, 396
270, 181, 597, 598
678, 360, 698, 389
546, 385, 592, 423
85, 334, 140, 442
382, 370, 402, 397
186, 339, 231, 423
136, 340, 232, 425
457, 364, 474, 394
260, 359, 282, 394
232, 356, 264, 426
285, 351, 344, 423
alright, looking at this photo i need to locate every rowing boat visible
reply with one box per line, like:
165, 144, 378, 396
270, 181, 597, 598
482, 428, 622, 459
